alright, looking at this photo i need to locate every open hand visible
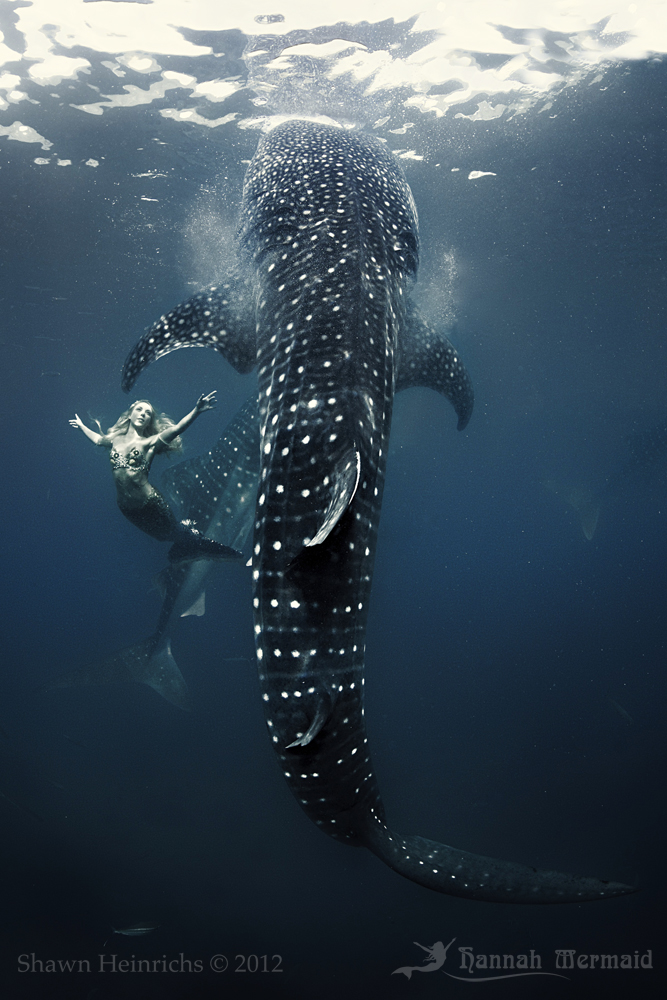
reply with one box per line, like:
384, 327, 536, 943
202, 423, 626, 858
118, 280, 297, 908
195, 391, 217, 413
69, 414, 84, 430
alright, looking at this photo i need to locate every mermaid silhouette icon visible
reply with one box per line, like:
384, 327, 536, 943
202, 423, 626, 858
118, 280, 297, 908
392, 937, 456, 978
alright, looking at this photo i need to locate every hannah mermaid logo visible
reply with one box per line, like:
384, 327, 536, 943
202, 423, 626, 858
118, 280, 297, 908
393, 938, 456, 979
393, 938, 570, 982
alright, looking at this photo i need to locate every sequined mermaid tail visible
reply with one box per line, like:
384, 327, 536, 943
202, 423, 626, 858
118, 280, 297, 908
117, 487, 176, 541
43, 635, 191, 711
166, 527, 242, 564
117, 487, 243, 562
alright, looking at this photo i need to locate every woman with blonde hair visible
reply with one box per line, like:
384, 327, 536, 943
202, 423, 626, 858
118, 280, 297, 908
70, 392, 242, 563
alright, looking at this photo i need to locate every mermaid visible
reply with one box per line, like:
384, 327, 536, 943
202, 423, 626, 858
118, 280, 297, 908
70, 393, 243, 564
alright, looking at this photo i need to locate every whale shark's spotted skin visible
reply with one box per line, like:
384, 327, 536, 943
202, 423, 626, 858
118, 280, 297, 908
240, 123, 419, 846
122, 121, 634, 903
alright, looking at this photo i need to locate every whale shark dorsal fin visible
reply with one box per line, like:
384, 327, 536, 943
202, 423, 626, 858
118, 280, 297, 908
306, 449, 361, 548
180, 590, 206, 618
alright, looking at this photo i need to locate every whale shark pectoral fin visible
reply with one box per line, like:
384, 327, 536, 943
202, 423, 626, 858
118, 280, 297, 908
397, 303, 474, 430
285, 699, 330, 748
305, 448, 361, 548
121, 278, 256, 392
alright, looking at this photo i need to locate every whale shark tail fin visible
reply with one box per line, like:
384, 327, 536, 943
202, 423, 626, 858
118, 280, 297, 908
364, 824, 636, 904
543, 479, 600, 540
42, 636, 191, 711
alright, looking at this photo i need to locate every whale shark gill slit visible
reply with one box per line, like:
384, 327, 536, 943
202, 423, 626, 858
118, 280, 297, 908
121, 120, 634, 903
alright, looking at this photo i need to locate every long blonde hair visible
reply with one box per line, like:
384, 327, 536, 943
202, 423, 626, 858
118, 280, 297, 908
100, 400, 183, 454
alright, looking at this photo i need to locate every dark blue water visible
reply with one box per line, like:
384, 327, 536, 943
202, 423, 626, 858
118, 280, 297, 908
0, 56, 665, 999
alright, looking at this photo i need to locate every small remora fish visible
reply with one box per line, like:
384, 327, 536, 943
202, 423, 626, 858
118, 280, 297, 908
112, 923, 158, 937
104, 924, 158, 947
121, 120, 634, 903
609, 698, 634, 724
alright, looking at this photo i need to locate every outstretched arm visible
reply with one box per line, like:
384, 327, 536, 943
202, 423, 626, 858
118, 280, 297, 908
158, 391, 217, 445
69, 414, 110, 446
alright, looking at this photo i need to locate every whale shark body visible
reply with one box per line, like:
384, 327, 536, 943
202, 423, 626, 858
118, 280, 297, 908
122, 120, 634, 903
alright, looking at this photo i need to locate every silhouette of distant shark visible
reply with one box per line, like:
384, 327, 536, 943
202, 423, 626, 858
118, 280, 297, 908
546, 417, 667, 540
121, 120, 634, 902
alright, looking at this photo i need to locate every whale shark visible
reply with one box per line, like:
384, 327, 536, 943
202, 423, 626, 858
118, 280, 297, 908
121, 120, 634, 902
47, 400, 259, 709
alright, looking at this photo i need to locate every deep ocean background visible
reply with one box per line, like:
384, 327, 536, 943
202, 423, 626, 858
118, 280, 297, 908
0, 48, 665, 1000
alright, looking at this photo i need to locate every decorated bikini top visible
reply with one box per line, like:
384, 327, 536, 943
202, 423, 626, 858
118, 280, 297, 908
110, 446, 149, 473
